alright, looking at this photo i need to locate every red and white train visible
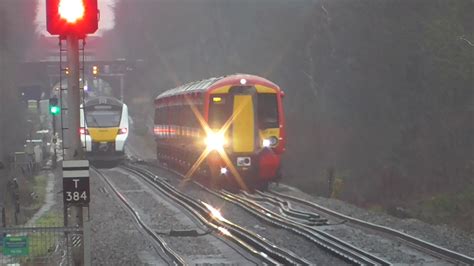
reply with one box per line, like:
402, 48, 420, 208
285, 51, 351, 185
154, 74, 286, 190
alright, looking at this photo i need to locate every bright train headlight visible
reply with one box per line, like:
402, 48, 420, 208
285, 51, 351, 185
263, 136, 278, 147
205, 132, 226, 151
220, 167, 228, 175
262, 139, 271, 147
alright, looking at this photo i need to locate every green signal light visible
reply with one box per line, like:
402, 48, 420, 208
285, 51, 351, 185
50, 106, 60, 116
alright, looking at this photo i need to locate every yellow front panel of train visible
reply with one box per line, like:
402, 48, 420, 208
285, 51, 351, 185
232, 95, 254, 153
88, 128, 119, 142
260, 128, 280, 140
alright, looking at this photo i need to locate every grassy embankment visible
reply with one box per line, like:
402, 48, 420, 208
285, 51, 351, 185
25, 173, 63, 261
29, 175, 48, 210
26, 174, 63, 258
27, 211, 63, 258
309, 173, 474, 232
411, 185, 474, 232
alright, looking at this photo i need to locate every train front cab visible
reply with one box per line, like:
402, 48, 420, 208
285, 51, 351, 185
205, 81, 285, 189
80, 101, 129, 161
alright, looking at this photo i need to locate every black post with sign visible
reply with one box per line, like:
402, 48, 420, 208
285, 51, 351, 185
62, 160, 91, 265
62, 160, 90, 205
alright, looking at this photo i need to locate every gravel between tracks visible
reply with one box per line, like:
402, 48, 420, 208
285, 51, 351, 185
90, 170, 165, 265
103, 168, 259, 265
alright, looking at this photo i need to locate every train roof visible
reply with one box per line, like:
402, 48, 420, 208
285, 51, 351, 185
155, 74, 280, 100
84, 96, 124, 107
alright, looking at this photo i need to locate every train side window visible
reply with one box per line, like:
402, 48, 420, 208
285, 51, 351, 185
160, 107, 165, 124
191, 104, 201, 128
171, 105, 177, 126
175, 105, 181, 127
175, 105, 180, 126
168, 105, 174, 125
182, 104, 191, 128
257, 93, 279, 129
158, 106, 165, 124
180, 104, 185, 127
155, 108, 161, 124
179, 105, 184, 127
165, 105, 170, 125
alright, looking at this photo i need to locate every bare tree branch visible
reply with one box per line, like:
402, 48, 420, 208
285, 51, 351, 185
321, 2, 330, 22
458, 35, 474, 47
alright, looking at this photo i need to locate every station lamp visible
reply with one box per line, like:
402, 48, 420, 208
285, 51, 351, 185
46, 0, 99, 36
49, 97, 61, 116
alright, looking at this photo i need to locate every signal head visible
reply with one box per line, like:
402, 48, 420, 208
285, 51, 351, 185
49, 97, 60, 116
92, 65, 99, 76
46, 0, 99, 36
59, 0, 85, 23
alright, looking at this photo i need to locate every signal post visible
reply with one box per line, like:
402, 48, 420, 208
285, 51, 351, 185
46, 0, 99, 265
49, 96, 60, 168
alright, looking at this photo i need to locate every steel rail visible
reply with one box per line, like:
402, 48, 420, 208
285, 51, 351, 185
121, 164, 309, 265
213, 189, 390, 266
241, 191, 327, 225
268, 190, 474, 265
92, 167, 186, 266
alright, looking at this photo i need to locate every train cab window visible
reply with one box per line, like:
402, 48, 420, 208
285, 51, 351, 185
209, 95, 232, 130
257, 93, 279, 129
85, 106, 122, 128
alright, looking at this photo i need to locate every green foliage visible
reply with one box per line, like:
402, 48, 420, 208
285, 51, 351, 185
27, 232, 57, 258
423, 1, 474, 82
415, 186, 474, 231
30, 175, 48, 210
35, 211, 62, 227
28, 212, 62, 259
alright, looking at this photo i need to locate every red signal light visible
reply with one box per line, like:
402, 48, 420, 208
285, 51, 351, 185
46, 0, 99, 36
59, 0, 85, 23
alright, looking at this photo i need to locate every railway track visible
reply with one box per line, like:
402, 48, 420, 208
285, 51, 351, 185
135, 161, 393, 265
265, 190, 474, 265
92, 167, 186, 265
120, 164, 310, 265
241, 190, 328, 226
195, 184, 389, 265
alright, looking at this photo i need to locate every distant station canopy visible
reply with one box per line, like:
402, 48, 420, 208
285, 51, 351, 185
46, 0, 99, 36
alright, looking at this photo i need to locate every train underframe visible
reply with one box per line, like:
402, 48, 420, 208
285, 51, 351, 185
85, 142, 126, 162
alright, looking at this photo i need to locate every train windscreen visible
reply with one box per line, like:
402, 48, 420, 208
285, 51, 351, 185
209, 95, 232, 130
257, 93, 279, 129
85, 105, 122, 128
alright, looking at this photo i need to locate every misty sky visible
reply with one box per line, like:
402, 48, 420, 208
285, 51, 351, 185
35, 0, 117, 36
